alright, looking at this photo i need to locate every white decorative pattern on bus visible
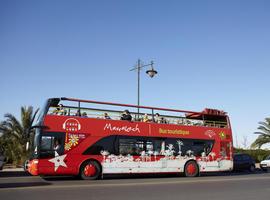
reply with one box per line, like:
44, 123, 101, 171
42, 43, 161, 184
100, 143, 233, 174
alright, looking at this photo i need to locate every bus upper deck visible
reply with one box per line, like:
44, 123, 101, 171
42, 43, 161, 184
37, 97, 230, 129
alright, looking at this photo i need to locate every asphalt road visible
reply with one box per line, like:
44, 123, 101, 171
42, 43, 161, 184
1, 172, 270, 200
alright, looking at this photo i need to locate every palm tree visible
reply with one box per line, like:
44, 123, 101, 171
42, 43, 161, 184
251, 117, 270, 149
0, 106, 39, 165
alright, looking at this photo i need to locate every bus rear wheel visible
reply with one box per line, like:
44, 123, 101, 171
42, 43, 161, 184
184, 161, 199, 177
80, 160, 101, 180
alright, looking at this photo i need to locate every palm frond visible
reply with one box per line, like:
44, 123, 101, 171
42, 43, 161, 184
258, 122, 270, 132
1, 106, 39, 165
253, 117, 270, 148
251, 135, 270, 148
265, 118, 270, 124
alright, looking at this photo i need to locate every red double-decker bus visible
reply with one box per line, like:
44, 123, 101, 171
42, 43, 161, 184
26, 97, 233, 179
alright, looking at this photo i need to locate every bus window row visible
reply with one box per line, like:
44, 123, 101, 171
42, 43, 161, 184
83, 135, 215, 158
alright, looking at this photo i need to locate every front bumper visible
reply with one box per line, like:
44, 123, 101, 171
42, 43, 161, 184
260, 164, 270, 170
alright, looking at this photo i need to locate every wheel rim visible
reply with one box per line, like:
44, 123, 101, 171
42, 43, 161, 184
84, 164, 97, 177
186, 163, 197, 176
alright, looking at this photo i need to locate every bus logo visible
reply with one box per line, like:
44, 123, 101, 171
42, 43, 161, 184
204, 130, 216, 138
63, 118, 81, 132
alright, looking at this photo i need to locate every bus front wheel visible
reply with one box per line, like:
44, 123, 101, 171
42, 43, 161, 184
184, 161, 199, 177
80, 160, 101, 180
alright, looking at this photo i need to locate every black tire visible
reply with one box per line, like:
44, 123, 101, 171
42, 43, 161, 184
24, 160, 29, 171
249, 165, 255, 172
184, 160, 199, 177
262, 168, 268, 172
80, 160, 101, 180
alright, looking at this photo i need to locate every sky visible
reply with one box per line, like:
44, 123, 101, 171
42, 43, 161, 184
0, 0, 269, 148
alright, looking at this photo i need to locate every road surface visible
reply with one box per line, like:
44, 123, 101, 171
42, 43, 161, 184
1, 172, 270, 200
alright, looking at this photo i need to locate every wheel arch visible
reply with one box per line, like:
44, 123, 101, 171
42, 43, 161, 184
184, 159, 198, 168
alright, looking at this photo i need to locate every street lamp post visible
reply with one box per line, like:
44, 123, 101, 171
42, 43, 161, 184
130, 59, 158, 118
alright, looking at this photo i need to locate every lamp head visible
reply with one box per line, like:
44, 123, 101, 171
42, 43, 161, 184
146, 67, 158, 78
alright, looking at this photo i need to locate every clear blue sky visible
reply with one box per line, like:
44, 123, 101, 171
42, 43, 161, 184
1, 0, 269, 147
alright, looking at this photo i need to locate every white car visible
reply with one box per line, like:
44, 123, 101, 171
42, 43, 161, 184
260, 156, 270, 171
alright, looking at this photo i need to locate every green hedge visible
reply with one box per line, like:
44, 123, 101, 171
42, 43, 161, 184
234, 148, 270, 162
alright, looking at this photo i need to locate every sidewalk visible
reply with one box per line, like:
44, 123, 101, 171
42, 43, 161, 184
2, 168, 24, 172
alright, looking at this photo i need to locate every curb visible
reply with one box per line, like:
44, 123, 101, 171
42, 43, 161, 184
0, 171, 30, 177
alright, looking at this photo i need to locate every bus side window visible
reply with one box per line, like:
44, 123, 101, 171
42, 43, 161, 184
204, 142, 213, 155
39, 133, 65, 158
83, 136, 117, 155
151, 139, 164, 155
160, 141, 165, 155
145, 140, 154, 153
41, 136, 53, 152
118, 137, 145, 156
40, 136, 61, 158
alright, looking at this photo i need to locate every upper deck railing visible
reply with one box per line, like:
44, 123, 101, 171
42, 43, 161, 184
45, 97, 229, 128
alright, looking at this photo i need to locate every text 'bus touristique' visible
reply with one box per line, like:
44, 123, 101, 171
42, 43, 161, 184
26, 97, 233, 179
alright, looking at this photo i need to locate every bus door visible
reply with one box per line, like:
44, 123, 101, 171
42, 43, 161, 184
38, 132, 71, 175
